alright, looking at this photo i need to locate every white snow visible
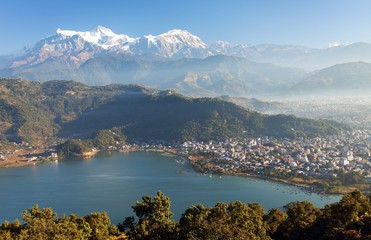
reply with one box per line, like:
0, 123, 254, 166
55, 27, 208, 50
158, 29, 207, 49
32, 26, 211, 59
56, 26, 137, 49
328, 41, 351, 48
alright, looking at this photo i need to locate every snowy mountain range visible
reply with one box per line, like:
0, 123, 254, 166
55, 26, 209, 54
5, 26, 371, 69
10, 26, 212, 69
1, 26, 371, 97
4, 25, 371, 69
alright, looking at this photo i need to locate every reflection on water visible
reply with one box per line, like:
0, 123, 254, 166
0, 151, 341, 224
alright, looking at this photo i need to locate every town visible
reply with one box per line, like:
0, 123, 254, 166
124, 129, 371, 193
1, 128, 370, 193
177, 130, 370, 179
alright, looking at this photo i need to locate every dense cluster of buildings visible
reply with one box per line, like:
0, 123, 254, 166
1, 126, 370, 186
176, 130, 371, 181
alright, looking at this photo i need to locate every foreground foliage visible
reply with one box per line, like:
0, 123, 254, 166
0, 191, 369, 239
0, 205, 126, 240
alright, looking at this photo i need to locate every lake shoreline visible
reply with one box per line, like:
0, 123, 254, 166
111, 148, 351, 195
152, 148, 367, 196
0, 147, 51, 168
1, 146, 367, 195
0, 150, 343, 225
184, 153, 370, 195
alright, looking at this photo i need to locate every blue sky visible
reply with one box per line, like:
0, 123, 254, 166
1, 0, 371, 54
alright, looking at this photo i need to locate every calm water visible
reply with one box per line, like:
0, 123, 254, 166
0, 151, 341, 224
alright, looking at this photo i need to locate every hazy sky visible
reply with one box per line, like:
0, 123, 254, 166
1, 0, 371, 54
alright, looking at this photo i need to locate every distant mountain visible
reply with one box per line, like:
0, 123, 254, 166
1, 54, 307, 97
1, 26, 371, 97
8, 26, 211, 70
281, 42, 371, 70
77, 55, 307, 96
3, 26, 371, 70
210, 42, 371, 70
289, 62, 371, 96
0, 78, 347, 144
210, 43, 316, 66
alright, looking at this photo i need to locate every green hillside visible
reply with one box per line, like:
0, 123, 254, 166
0, 78, 349, 145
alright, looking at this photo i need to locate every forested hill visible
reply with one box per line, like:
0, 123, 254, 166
0, 78, 348, 144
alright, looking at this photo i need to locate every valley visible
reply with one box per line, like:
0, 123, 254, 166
0, 77, 368, 195
225, 95, 371, 129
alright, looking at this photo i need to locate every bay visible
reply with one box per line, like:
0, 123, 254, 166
0, 151, 341, 224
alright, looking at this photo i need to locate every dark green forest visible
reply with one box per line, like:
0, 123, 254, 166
0, 191, 369, 239
0, 78, 349, 147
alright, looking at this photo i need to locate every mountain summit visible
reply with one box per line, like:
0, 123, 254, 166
9, 26, 211, 69
5, 26, 371, 70
1, 26, 371, 97
56, 26, 136, 50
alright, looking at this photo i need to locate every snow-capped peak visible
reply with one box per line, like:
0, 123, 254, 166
56, 28, 80, 37
327, 40, 352, 48
57, 25, 116, 37
214, 40, 232, 47
93, 25, 115, 36
155, 29, 207, 49
211, 41, 232, 51
13, 26, 213, 68
161, 29, 192, 36
56, 26, 136, 49
55, 27, 208, 51
209, 41, 233, 55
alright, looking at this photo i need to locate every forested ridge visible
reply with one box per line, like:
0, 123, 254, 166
0, 78, 349, 147
0, 191, 369, 239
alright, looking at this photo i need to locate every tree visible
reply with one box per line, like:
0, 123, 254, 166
309, 190, 371, 240
0, 205, 120, 239
0, 219, 22, 240
264, 208, 287, 236
84, 212, 120, 240
178, 204, 212, 239
179, 201, 271, 240
228, 201, 269, 239
275, 201, 321, 240
64, 213, 92, 239
121, 192, 177, 240
20, 204, 59, 239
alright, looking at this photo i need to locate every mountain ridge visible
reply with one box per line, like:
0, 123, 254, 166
289, 61, 371, 96
4, 26, 371, 70
1, 54, 308, 97
1, 26, 370, 97
0, 78, 348, 144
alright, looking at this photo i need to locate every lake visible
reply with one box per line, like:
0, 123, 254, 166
0, 151, 341, 224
